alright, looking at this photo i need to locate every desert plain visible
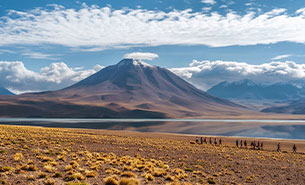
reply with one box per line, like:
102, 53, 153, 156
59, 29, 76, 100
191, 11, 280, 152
0, 125, 304, 185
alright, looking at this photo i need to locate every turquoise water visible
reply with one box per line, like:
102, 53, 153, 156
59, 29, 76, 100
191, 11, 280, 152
0, 118, 304, 140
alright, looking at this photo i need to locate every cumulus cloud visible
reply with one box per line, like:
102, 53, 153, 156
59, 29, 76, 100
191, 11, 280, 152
271, 54, 292, 60
296, 8, 305, 16
170, 60, 305, 90
0, 61, 103, 94
3, 58, 305, 94
201, 0, 216, 5
1, 5, 305, 49
124, 52, 159, 60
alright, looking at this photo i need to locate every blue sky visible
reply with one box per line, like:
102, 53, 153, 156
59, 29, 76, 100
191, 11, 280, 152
1, 0, 305, 93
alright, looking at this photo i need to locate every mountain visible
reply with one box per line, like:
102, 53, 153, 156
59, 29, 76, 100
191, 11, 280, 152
0, 59, 248, 118
0, 86, 14, 95
207, 79, 304, 100
262, 98, 305, 114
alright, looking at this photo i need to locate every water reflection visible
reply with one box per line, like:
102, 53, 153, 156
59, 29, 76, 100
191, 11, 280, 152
0, 119, 304, 140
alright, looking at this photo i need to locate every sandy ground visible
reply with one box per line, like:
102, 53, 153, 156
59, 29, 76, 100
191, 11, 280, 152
0, 125, 304, 185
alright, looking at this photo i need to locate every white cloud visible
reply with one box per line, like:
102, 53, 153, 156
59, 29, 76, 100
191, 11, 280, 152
296, 8, 305, 16
202, 7, 212, 12
0, 61, 103, 94
3, 58, 305, 95
201, 0, 216, 5
271, 54, 291, 60
93, 64, 104, 71
0, 49, 15, 54
124, 52, 159, 60
170, 60, 305, 90
22, 51, 59, 60
0, 6, 305, 49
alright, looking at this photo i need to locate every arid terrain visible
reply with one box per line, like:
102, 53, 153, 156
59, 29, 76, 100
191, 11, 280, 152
0, 125, 304, 185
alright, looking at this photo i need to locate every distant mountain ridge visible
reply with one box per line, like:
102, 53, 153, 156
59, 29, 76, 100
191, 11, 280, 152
207, 79, 305, 100
0, 86, 14, 95
262, 98, 305, 114
0, 59, 249, 118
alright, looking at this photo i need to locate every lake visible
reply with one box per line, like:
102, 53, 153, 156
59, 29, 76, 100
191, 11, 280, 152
0, 118, 305, 140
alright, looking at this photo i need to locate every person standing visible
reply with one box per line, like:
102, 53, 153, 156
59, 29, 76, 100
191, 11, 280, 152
200, 137, 203, 144
277, 143, 281, 152
236, 140, 239, 148
244, 140, 247, 148
219, 138, 222, 146
293, 144, 297, 153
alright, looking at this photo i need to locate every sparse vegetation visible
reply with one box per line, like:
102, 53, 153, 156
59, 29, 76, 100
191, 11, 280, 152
0, 166, 12, 172
0, 125, 303, 184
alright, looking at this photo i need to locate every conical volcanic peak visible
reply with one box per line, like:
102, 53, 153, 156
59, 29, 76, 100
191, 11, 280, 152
62, 58, 243, 111
0, 59, 249, 118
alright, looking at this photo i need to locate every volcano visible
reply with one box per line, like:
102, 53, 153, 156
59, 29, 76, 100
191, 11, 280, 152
0, 59, 248, 118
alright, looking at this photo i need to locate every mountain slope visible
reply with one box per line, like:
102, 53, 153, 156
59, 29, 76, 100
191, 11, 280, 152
63, 59, 239, 107
0, 59, 249, 118
0, 86, 14, 95
262, 98, 305, 114
207, 79, 303, 100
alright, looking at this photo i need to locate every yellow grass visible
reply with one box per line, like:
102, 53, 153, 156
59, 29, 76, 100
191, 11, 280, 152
0, 125, 303, 184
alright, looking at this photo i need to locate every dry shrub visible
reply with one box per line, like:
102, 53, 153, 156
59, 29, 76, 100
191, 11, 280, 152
143, 173, 154, 182
166, 181, 181, 185
0, 166, 12, 172
66, 182, 89, 185
104, 176, 119, 185
165, 175, 175, 181
85, 170, 98, 177
44, 164, 56, 173
74, 172, 85, 180
69, 161, 79, 168
41, 156, 54, 162
64, 165, 73, 171
153, 168, 167, 177
53, 172, 62, 178
57, 155, 66, 161
121, 171, 136, 178
38, 172, 47, 179
119, 178, 140, 185
13, 153, 24, 161
44, 179, 56, 185
26, 175, 35, 181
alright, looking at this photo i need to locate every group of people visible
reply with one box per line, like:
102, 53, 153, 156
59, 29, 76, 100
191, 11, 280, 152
195, 137, 299, 153
235, 139, 264, 150
195, 137, 222, 146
